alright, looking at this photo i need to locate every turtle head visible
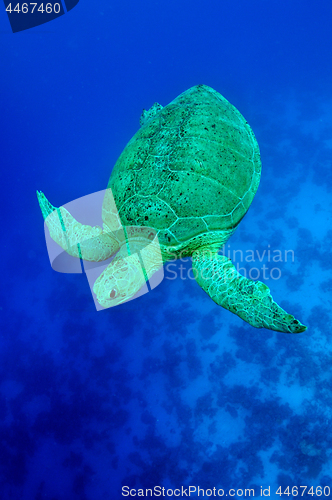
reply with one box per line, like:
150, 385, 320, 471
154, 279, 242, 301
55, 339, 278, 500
93, 253, 145, 308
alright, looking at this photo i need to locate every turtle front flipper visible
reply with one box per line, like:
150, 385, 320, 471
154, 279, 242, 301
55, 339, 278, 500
192, 250, 306, 334
37, 191, 119, 262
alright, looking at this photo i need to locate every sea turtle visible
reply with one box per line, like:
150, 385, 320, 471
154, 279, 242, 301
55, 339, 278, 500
37, 84, 306, 333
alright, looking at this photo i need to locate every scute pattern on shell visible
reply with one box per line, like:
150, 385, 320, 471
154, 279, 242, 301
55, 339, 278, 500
106, 85, 261, 255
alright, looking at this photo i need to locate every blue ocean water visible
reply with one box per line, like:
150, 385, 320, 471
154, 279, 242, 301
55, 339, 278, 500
1, 0, 332, 498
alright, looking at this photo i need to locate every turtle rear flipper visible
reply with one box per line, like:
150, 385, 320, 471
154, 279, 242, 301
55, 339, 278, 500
37, 191, 119, 262
192, 250, 306, 334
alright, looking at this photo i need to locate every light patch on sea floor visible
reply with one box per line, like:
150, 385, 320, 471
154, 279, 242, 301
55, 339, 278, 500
286, 177, 332, 242
257, 445, 281, 493
276, 381, 314, 411
224, 359, 262, 387
181, 375, 215, 404
300, 260, 328, 310
193, 409, 244, 454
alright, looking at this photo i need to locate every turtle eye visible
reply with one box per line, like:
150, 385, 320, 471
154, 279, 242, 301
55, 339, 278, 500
109, 289, 117, 299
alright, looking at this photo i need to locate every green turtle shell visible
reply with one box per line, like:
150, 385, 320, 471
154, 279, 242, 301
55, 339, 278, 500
106, 85, 261, 256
